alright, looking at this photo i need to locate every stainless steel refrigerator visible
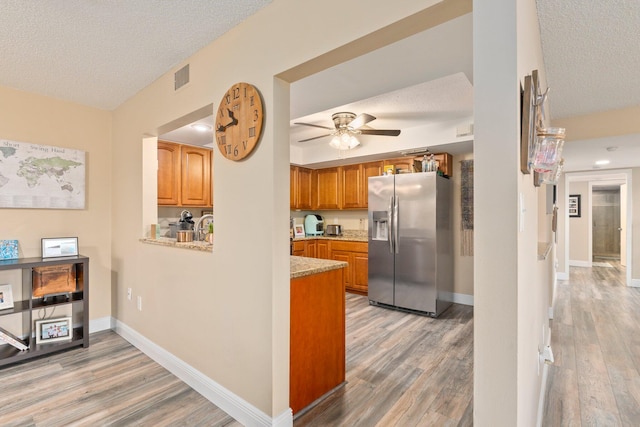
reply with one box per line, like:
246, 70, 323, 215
368, 172, 453, 317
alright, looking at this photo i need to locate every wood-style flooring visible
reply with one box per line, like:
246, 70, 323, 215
0, 331, 241, 427
0, 296, 473, 426
543, 259, 640, 426
294, 294, 474, 426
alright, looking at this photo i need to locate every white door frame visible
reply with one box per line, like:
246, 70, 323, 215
564, 169, 633, 286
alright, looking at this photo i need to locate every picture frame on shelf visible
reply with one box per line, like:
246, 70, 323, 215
0, 284, 14, 310
41, 237, 78, 259
35, 317, 72, 344
568, 194, 581, 218
383, 165, 395, 175
0, 240, 19, 260
294, 224, 305, 238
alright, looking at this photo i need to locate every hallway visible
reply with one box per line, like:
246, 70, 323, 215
543, 261, 640, 425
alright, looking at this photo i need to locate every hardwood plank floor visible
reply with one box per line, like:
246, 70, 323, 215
543, 259, 640, 426
294, 295, 474, 427
0, 296, 473, 426
0, 331, 241, 427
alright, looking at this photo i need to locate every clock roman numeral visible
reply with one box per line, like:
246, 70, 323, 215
249, 127, 255, 138
218, 135, 226, 145
225, 145, 232, 155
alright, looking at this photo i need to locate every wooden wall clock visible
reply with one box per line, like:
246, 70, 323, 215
215, 82, 264, 161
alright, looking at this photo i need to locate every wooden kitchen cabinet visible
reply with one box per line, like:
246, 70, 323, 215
290, 166, 313, 210
158, 141, 181, 205
361, 161, 383, 207
384, 157, 416, 174
304, 240, 317, 258
158, 140, 213, 207
292, 240, 306, 257
181, 145, 211, 206
313, 168, 341, 210
341, 164, 363, 209
316, 241, 330, 259
330, 241, 368, 294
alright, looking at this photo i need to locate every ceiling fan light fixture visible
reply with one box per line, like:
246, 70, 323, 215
330, 129, 360, 150
191, 123, 212, 132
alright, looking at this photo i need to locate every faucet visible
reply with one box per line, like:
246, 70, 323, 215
194, 214, 214, 241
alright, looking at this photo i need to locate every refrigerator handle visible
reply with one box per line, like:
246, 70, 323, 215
388, 196, 394, 254
393, 196, 399, 254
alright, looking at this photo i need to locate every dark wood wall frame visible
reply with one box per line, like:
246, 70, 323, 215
520, 75, 536, 174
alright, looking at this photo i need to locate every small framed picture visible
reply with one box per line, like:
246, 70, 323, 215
294, 224, 305, 238
35, 317, 72, 344
41, 237, 79, 258
0, 284, 14, 310
383, 165, 395, 175
568, 194, 581, 218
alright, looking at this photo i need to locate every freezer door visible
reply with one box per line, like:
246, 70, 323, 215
368, 175, 395, 305
393, 173, 437, 313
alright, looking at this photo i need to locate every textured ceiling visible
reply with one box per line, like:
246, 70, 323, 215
0, 0, 272, 110
1, 2, 637, 172
536, 0, 640, 119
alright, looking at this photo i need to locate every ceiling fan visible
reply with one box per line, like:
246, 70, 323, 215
295, 112, 401, 149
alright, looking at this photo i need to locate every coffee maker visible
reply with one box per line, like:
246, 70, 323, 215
304, 214, 324, 236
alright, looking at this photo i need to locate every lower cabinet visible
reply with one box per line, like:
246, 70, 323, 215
330, 241, 368, 295
292, 239, 368, 294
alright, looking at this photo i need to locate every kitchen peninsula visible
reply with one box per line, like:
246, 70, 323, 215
290, 256, 347, 415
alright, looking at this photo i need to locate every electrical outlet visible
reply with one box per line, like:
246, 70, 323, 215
137, 296, 142, 311
127, 288, 132, 301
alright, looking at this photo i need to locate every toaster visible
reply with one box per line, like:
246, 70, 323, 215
325, 224, 343, 236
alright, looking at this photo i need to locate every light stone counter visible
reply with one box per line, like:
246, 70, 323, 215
290, 256, 347, 279
139, 237, 212, 252
292, 229, 367, 243
140, 239, 348, 278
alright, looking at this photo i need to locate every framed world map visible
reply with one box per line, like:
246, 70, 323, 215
0, 139, 85, 209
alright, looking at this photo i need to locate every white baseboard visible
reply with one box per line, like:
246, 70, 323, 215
89, 316, 113, 333
113, 320, 293, 427
569, 260, 591, 267
556, 272, 568, 281
536, 362, 550, 427
630, 279, 640, 288
452, 293, 474, 306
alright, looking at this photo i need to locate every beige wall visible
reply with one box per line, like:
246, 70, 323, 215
0, 85, 113, 320
568, 181, 591, 263
474, 0, 553, 425
110, 0, 462, 418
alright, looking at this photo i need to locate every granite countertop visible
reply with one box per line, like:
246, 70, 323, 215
293, 230, 367, 243
139, 237, 212, 252
290, 256, 348, 279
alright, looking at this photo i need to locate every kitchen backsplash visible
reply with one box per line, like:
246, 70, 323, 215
291, 210, 368, 231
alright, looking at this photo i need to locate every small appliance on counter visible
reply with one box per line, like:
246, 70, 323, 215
325, 224, 343, 236
304, 214, 324, 236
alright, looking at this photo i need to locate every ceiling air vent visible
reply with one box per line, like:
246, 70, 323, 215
174, 64, 190, 91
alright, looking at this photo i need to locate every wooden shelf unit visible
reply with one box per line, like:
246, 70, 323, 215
0, 256, 89, 368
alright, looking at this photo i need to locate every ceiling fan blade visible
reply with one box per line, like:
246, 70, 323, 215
298, 133, 332, 142
349, 113, 376, 129
359, 129, 401, 137
294, 122, 334, 130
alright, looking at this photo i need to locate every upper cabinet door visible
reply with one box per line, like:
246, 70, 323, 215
180, 145, 212, 206
341, 164, 362, 209
157, 141, 181, 205
296, 167, 313, 210
361, 161, 383, 207
314, 167, 341, 210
